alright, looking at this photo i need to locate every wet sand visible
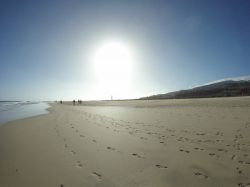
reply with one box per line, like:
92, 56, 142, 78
1, 97, 250, 187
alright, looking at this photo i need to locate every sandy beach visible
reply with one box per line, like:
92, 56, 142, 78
1, 97, 250, 187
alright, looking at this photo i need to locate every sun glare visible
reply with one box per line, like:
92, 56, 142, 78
92, 40, 134, 99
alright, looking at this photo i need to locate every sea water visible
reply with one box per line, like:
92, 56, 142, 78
0, 101, 50, 125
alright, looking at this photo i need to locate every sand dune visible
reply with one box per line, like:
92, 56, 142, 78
1, 97, 250, 187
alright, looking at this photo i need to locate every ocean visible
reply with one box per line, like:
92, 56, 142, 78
0, 101, 50, 125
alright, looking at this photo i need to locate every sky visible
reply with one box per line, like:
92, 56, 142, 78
0, 0, 250, 101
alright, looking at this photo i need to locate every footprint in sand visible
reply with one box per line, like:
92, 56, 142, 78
196, 133, 206, 136
236, 167, 243, 174
140, 137, 148, 140
155, 164, 168, 169
179, 149, 190, 153
238, 160, 244, 164
194, 172, 209, 179
209, 153, 220, 158
238, 182, 250, 187
80, 134, 85, 138
91, 172, 102, 181
217, 148, 228, 152
107, 146, 116, 151
232, 155, 237, 160
76, 161, 83, 168
132, 153, 144, 158
129, 131, 135, 135
70, 150, 76, 155
92, 139, 97, 143
194, 147, 204, 151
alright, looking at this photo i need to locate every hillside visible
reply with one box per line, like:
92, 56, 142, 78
140, 79, 250, 100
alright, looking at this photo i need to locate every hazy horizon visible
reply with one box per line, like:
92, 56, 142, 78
0, 74, 250, 102
1, 0, 250, 101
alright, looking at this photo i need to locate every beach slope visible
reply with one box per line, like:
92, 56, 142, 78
1, 97, 250, 187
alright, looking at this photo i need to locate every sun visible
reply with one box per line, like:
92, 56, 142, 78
93, 40, 133, 83
92, 40, 134, 99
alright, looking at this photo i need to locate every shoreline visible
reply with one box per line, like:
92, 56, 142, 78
0, 102, 51, 126
1, 97, 250, 187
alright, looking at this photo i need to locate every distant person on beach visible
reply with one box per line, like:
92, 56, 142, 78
73, 100, 76, 105
60, 100, 62, 104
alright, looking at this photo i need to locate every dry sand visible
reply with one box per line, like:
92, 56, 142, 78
1, 97, 250, 187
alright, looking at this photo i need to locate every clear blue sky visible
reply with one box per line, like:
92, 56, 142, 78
0, 0, 250, 101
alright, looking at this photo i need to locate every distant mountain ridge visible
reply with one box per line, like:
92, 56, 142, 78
193, 75, 250, 88
140, 76, 250, 100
